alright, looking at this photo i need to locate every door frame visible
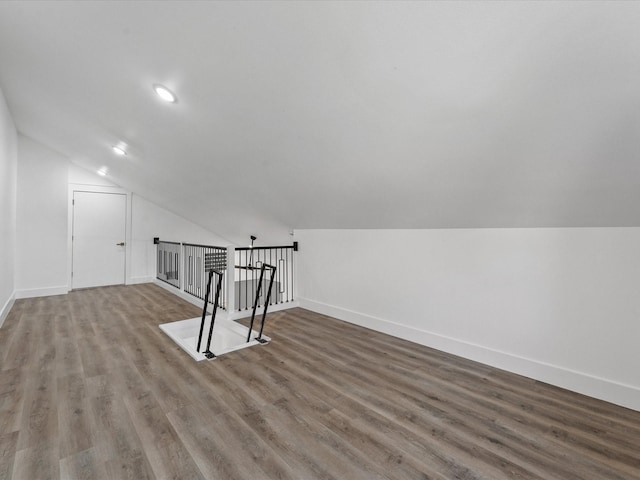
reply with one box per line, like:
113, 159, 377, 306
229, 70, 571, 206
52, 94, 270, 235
67, 184, 132, 290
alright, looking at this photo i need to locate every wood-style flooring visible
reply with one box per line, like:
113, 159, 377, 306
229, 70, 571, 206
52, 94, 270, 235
0, 284, 638, 479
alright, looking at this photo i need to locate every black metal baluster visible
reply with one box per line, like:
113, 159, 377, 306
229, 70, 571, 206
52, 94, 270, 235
247, 264, 266, 342
196, 269, 213, 352
257, 264, 276, 342
203, 270, 223, 359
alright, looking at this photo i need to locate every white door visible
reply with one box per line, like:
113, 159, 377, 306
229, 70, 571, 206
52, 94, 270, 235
72, 191, 127, 289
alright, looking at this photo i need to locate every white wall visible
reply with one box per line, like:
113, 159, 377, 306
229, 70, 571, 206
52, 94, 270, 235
69, 166, 232, 285
295, 228, 640, 411
130, 194, 230, 283
0, 86, 17, 326
15, 135, 69, 297
10, 142, 233, 295
69, 163, 119, 188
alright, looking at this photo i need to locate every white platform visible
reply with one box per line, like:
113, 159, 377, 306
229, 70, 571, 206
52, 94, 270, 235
159, 315, 270, 361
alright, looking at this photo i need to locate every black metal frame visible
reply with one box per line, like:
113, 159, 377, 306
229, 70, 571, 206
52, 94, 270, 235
235, 245, 294, 311
196, 263, 275, 358
156, 239, 294, 358
246, 263, 277, 344
156, 240, 296, 312
184, 243, 227, 310
156, 240, 181, 288
196, 268, 224, 359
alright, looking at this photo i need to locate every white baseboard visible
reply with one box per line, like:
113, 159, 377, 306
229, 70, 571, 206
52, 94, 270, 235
0, 292, 16, 329
299, 297, 640, 412
15, 286, 69, 300
129, 276, 154, 285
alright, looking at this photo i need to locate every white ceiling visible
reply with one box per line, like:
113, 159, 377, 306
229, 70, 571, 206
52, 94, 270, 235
0, 1, 639, 243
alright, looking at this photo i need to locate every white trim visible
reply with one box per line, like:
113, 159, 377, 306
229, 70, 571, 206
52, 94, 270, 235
129, 276, 154, 285
298, 297, 640, 412
0, 292, 16, 328
159, 316, 271, 362
15, 286, 69, 299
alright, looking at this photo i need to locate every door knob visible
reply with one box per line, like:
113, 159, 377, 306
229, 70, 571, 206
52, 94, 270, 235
116, 242, 125, 246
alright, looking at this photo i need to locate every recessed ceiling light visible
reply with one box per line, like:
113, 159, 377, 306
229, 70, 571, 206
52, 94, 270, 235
112, 145, 127, 156
97, 167, 108, 176
153, 84, 177, 103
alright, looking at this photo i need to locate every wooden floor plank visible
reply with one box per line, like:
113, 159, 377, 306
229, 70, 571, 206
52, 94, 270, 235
16, 369, 58, 451
0, 284, 639, 480
11, 442, 60, 480
0, 431, 19, 480
167, 403, 298, 480
104, 453, 156, 480
59, 447, 110, 480
57, 374, 94, 459
274, 333, 545, 479
0, 368, 26, 435
295, 326, 635, 478
122, 389, 206, 480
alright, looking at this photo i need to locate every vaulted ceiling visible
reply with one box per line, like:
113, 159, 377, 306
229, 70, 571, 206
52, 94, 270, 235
0, 1, 638, 243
